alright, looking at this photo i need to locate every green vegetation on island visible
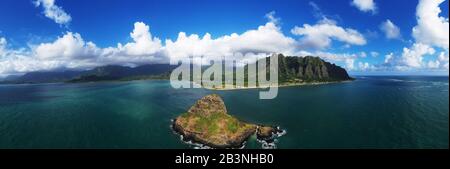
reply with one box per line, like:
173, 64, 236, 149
198, 54, 354, 89
172, 94, 282, 148
1, 54, 353, 87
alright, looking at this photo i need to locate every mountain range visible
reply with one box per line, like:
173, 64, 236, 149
1, 64, 177, 84
0, 54, 353, 84
274, 54, 353, 83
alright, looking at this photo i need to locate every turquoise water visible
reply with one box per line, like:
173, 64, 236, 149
0, 76, 448, 148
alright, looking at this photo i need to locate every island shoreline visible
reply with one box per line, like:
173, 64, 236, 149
170, 94, 285, 149
196, 79, 355, 91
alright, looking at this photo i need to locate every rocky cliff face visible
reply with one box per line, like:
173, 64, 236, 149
274, 54, 353, 83
186, 94, 228, 116
172, 94, 280, 148
237, 54, 353, 86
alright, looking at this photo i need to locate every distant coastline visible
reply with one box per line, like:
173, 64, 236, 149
200, 80, 354, 91
1, 54, 356, 86
0, 77, 355, 90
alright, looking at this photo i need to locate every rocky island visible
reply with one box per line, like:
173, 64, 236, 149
172, 94, 283, 148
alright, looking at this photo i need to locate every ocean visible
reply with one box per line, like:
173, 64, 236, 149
0, 76, 448, 148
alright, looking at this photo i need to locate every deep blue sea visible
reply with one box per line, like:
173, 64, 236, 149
0, 76, 448, 148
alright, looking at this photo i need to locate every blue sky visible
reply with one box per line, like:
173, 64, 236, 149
0, 0, 449, 76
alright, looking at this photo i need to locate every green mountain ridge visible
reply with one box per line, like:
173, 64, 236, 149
199, 54, 353, 88
1, 54, 353, 85
274, 54, 353, 83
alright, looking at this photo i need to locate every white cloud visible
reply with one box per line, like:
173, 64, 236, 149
0, 22, 168, 75
1, 57, 62, 75
34, 0, 72, 26
35, 22, 166, 67
358, 62, 372, 70
412, 0, 449, 50
1, 32, 104, 75
380, 48, 449, 71
351, 0, 377, 14
166, 18, 298, 64
303, 51, 358, 70
400, 43, 435, 68
384, 53, 394, 63
117, 22, 163, 56
0, 12, 303, 75
311, 51, 357, 62
0, 37, 6, 56
99, 22, 167, 66
308, 1, 341, 21
265, 11, 280, 25
380, 0, 449, 72
34, 32, 101, 60
0, 47, 62, 76
380, 19, 401, 39
370, 51, 379, 57
345, 58, 355, 70
427, 60, 440, 69
309, 1, 324, 19
359, 52, 367, 58
438, 52, 449, 63
291, 18, 366, 49
437, 52, 449, 69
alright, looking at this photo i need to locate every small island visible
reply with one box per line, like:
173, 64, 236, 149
172, 94, 283, 148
